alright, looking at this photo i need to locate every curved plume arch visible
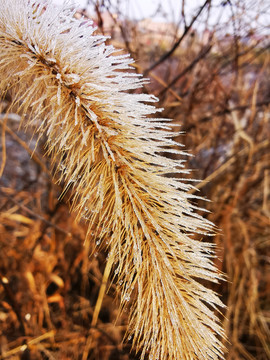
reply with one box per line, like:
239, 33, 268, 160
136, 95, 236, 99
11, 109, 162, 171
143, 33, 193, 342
0, 1, 225, 359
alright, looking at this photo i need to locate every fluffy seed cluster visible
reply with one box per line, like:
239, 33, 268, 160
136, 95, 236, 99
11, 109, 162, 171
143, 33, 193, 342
0, 1, 225, 359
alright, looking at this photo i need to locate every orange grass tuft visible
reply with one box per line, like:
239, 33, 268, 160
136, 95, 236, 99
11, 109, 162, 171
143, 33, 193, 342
0, 1, 225, 359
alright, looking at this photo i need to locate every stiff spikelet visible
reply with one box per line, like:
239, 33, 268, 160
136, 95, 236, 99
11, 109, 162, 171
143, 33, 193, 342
0, 1, 225, 359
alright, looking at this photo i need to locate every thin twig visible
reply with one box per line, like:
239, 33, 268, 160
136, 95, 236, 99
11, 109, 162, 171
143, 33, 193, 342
158, 43, 212, 97
189, 140, 269, 193
0, 330, 55, 359
131, 63, 182, 102
182, 100, 270, 132
0, 188, 73, 238
82, 253, 115, 360
144, 0, 211, 75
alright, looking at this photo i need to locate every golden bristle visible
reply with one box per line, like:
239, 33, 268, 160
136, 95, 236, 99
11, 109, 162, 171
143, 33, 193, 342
0, 1, 225, 359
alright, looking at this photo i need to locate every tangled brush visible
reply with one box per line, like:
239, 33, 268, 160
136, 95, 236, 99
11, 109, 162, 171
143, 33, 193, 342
0, 1, 225, 359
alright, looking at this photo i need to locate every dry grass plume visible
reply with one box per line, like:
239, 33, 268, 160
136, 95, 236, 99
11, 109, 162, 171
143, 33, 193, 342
0, 1, 225, 359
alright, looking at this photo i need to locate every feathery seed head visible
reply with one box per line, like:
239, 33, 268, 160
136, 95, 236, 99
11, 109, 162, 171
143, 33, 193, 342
0, 1, 225, 359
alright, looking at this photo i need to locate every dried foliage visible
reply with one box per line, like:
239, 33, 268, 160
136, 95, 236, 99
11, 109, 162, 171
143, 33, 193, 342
0, 1, 225, 360
0, 0, 269, 360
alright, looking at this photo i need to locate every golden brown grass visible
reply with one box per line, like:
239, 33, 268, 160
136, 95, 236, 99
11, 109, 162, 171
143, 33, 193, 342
0, 0, 226, 359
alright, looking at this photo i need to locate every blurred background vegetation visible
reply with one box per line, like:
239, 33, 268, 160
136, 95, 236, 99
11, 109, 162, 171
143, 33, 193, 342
0, 0, 269, 359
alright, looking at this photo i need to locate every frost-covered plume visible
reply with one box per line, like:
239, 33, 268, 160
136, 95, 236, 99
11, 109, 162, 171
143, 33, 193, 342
0, 1, 225, 359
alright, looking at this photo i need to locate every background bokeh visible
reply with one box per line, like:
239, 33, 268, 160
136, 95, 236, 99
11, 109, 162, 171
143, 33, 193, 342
0, 1, 269, 359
